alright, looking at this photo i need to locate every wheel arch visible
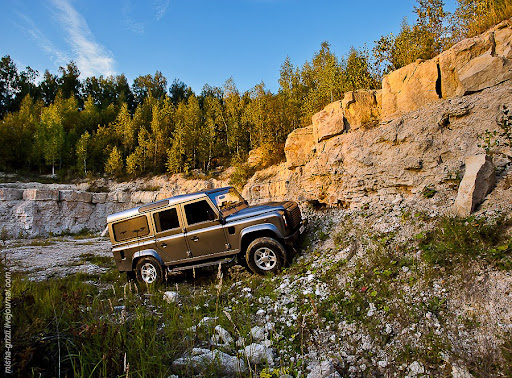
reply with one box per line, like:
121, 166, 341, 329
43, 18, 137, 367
131, 249, 164, 270
240, 224, 284, 257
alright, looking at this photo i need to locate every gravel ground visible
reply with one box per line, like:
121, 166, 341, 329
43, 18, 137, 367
1, 236, 113, 280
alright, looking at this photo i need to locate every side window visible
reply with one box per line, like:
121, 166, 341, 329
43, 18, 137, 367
112, 216, 149, 242
184, 200, 216, 225
154, 208, 180, 233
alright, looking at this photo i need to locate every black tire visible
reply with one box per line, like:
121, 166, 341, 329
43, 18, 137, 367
135, 256, 163, 285
245, 237, 287, 275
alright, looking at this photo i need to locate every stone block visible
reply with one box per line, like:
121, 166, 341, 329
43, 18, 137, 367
23, 189, 59, 201
312, 101, 345, 142
91, 192, 108, 204
59, 190, 92, 203
453, 154, 496, 217
0, 188, 23, 201
284, 125, 316, 168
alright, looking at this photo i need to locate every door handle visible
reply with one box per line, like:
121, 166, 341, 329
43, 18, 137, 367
160, 243, 167, 248
191, 236, 199, 242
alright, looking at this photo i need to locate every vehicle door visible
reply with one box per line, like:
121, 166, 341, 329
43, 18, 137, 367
152, 206, 189, 263
182, 198, 228, 258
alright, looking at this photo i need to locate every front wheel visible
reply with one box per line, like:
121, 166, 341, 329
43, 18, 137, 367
135, 257, 163, 285
245, 237, 286, 275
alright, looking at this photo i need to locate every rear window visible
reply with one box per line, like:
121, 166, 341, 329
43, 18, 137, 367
112, 215, 150, 242
154, 207, 180, 233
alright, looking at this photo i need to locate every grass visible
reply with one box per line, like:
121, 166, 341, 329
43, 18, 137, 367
419, 216, 512, 269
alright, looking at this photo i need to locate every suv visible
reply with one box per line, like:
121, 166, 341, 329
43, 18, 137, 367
107, 187, 305, 284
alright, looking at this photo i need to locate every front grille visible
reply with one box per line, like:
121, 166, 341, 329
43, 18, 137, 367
288, 204, 302, 229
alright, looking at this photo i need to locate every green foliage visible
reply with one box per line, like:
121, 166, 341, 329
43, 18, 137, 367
229, 161, 255, 191
453, 0, 512, 39
421, 185, 437, 198
419, 216, 512, 269
374, 0, 449, 72
104, 146, 124, 177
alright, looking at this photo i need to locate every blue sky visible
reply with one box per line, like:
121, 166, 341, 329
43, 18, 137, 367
1, 0, 458, 93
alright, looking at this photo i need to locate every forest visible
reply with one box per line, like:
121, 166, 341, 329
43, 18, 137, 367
0, 0, 510, 179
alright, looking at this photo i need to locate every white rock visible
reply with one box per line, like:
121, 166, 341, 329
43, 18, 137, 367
451, 363, 473, 378
307, 360, 341, 378
214, 325, 234, 345
378, 360, 388, 368
367, 302, 376, 317
244, 343, 274, 365
163, 291, 179, 303
408, 361, 425, 376
256, 309, 266, 317
172, 348, 247, 375
251, 326, 266, 341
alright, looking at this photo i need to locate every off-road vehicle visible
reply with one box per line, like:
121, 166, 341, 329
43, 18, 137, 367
106, 187, 305, 284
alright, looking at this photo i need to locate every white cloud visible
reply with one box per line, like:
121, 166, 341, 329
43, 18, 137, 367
153, 0, 170, 21
122, 0, 145, 35
15, 12, 70, 69
51, 0, 116, 77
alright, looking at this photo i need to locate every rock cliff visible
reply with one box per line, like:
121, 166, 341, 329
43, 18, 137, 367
243, 19, 512, 211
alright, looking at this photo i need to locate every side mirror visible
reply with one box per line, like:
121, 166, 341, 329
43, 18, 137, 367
219, 216, 226, 225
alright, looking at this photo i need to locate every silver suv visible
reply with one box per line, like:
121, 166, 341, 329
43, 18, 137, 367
107, 187, 305, 284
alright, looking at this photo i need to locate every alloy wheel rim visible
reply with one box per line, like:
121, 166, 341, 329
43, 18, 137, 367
254, 247, 278, 270
140, 263, 158, 283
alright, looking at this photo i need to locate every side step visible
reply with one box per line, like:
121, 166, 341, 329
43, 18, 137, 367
167, 257, 236, 272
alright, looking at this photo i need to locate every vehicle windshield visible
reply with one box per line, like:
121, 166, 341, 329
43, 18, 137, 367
208, 188, 248, 216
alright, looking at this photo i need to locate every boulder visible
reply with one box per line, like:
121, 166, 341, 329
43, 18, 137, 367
381, 59, 440, 121
307, 360, 341, 378
453, 155, 496, 217
213, 325, 234, 345
130, 191, 156, 204
163, 291, 179, 303
341, 90, 380, 130
438, 32, 495, 98
312, 101, 345, 142
284, 125, 315, 168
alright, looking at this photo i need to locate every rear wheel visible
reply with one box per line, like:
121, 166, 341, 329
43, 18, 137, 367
135, 257, 163, 285
245, 237, 286, 275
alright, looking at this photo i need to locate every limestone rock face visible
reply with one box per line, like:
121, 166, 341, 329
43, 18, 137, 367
342, 90, 381, 130
244, 81, 511, 207
453, 155, 496, 217
284, 125, 316, 168
312, 101, 345, 142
